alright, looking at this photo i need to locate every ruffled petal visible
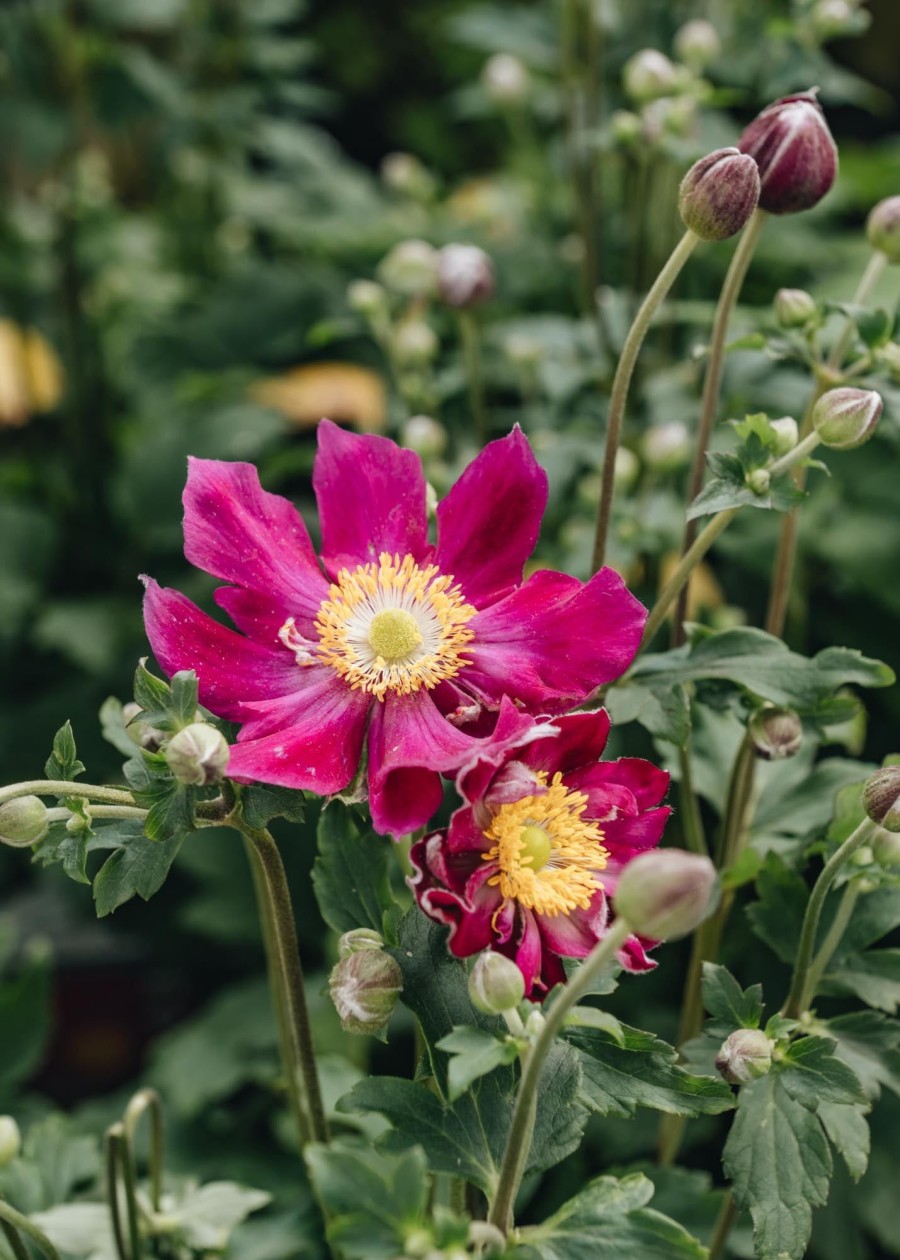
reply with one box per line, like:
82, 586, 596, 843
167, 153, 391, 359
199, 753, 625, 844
454, 698, 552, 807
410, 835, 502, 957
509, 909, 543, 994
618, 933, 658, 973
521, 710, 611, 777
142, 579, 299, 720
601, 807, 672, 864
313, 419, 429, 576
571, 757, 670, 811
183, 458, 328, 628
461, 568, 646, 713
536, 890, 609, 959
435, 427, 547, 609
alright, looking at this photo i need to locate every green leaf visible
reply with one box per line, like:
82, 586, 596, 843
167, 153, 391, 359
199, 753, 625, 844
0, 948, 51, 1092
687, 473, 804, 521
511, 1172, 706, 1259
435, 1026, 521, 1101
29, 1204, 116, 1260
603, 680, 690, 746
132, 662, 199, 732
724, 1074, 832, 1260
822, 1010, 900, 1099
98, 696, 142, 758
565, 1023, 734, 1119
240, 783, 306, 829
305, 1141, 429, 1259
778, 1035, 867, 1108
44, 721, 85, 782
312, 805, 394, 935
818, 1102, 870, 1181
822, 948, 900, 1014
57, 827, 91, 885
93, 826, 185, 917
171, 1182, 271, 1251
746, 854, 808, 964
702, 963, 764, 1033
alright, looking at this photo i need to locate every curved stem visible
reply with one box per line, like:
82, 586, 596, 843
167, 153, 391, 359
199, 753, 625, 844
591, 229, 699, 572
106, 1123, 141, 1260
677, 742, 708, 857
0, 1216, 31, 1260
640, 509, 738, 651
488, 919, 631, 1234
0, 781, 136, 808
782, 818, 877, 1019
826, 250, 888, 370
803, 880, 863, 1008
0, 1202, 62, 1260
673, 210, 768, 642
123, 1090, 164, 1214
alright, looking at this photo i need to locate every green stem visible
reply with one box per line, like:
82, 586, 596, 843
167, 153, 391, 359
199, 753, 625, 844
0, 781, 136, 808
782, 818, 878, 1019
0, 1202, 62, 1260
640, 509, 737, 651
458, 311, 487, 443
106, 1123, 141, 1260
826, 250, 888, 370
123, 1090, 164, 1215
0, 1216, 31, 1260
803, 880, 863, 1008
591, 229, 699, 572
708, 1190, 738, 1260
677, 742, 708, 857
673, 210, 767, 641
488, 919, 631, 1234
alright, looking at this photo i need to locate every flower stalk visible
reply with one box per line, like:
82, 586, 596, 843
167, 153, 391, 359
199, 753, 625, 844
0, 1202, 62, 1260
123, 1090, 164, 1215
458, 310, 487, 443
105, 1122, 142, 1260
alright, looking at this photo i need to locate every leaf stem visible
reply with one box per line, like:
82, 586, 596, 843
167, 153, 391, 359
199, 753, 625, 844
591, 229, 699, 572
458, 311, 487, 444
708, 1190, 738, 1260
782, 818, 877, 1018
0, 1202, 62, 1260
804, 880, 863, 1008
639, 509, 738, 651
123, 1090, 164, 1214
0, 781, 137, 808
487, 919, 631, 1234
826, 250, 888, 370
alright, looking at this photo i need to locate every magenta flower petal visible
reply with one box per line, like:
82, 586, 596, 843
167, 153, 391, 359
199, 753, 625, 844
537, 894, 608, 958
463, 568, 646, 712
520, 711, 611, 777
183, 458, 328, 623
142, 579, 299, 719
435, 427, 547, 609
578, 757, 670, 810
511, 910, 543, 993
618, 935, 658, 973
214, 586, 299, 646
455, 696, 552, 807
313, 419, 429, 576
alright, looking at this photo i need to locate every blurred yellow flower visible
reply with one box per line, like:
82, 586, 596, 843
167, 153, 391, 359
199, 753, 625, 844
250, 362, 387, 433
0, 321, 64, 427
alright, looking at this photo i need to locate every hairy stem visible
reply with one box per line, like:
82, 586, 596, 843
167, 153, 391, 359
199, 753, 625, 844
0, 781, 136, 808
106, 1123, 141, 1260
591, 230, 699, 571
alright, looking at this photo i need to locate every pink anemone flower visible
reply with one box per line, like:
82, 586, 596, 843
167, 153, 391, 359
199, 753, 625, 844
410, 703, 671, 997
142, 421, 646, 836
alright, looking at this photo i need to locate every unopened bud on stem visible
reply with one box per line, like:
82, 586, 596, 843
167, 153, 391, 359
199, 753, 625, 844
482, 53, 530, 106
864, 766, 900, 833
469, 951, 525, 1014
377, 240, 439, 298
749, 706, 803, 760
0, 796, 49, 848
738, 90, 838, 215
812, 387, 882, 450
329, 949, 402, 1035
338, 928, 385, 958
437, 244, 495, 309
866, 196, 900, 264
623, 49, 679, 104
715, 1029, 773, 1083
674, 19, 721, 72
613, 851, 718, 940
165, 723, 230, 786
679, 148, 760, 242
774, 288, 818, 328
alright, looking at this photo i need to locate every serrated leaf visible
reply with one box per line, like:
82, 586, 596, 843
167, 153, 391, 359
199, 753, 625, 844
44, 721, 85, 782
818, 1102, 870, 1181
686, 474, 804, 521
305, 1142, 428, 1260
240, 784, 306, 829
98, 697, 142, 757
511, 1172, 706, 1259
436, 1026, 521, 1100
93, 828, 185, 917
603, 680, 690, 746
702, 963, 764, 1033
746, 854, 808, 964
778, 1035, 867, 1108
133, 659, 173, 721
724, 1074, 831, 1260
57, 828, 91, 885
312, 805, 394, 935
822, 1010, 900, 1100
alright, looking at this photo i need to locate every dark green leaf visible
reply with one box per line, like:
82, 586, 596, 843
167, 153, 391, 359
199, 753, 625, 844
436, 1026, 521, 1101
778, 1036, 867, 1108
240, 784, 306, 829
57, 827, 91, 885
702, 963, 764, 1033
687, 474, 804, 521
818, 1102, 870, 1181
746, 854, 808, 964
0, 949, 51, 1091
822, 1010, 900, 1100
132, 662, 199, 732
823, 948, 900, 1014
93, 827, 185, 917
44, 721, 85, 782
312, 805, 394, 935
603, 680, 690, 746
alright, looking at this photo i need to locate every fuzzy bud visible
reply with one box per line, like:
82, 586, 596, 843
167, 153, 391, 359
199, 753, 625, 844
0, 1117, 21, 1168
872, 827, 900, 866
165, 723, 229, 786
437, 244, 495, 309
329, 949, 402, 1035
347, 279, 388, 319
770, 416, 799, 455
623, 49, 679, 104
715, 1028, 773, 1084
0, 796, 49, 848
745, 467, 770, 496
679, 148, 761, 242
749, 705, 803, 760
866, 196, 900, 264
674, 19, 722, 72
468, 951, 526, 1014
393, 319, 439, 365
338, 928, 385, 958
864, 766, 900, 833
122, 702, 165, 752
738, 90, 838, 215
401, 414, 448, 458
481, 53, 530, 106
812, 387, 882, 450
377, 240, 439, 298
613, 851, 718, 940
774, 287, 818, 329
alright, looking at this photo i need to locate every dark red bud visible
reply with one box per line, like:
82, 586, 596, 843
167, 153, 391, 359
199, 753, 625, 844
738, 90, 838, 215
679, 148, 761, 241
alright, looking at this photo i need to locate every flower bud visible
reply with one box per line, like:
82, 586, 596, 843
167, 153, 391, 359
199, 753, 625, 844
614, 446, 640, 492
338, 928, 385, 958
380, 152, 436, 201
503, 331, 542, 367
401, 414, 448, 458
770, 416, 799, 455
377, 240, 439, 298
613, 851, 718, 940
872, 827, 900, 866
745, 467, 770, 496
679, 148, 761, 242
393, 319, 439, 366
481, 53, 530, 107
623, 49, 679, 104
810, 0, 866, 41
0, 1116, 21, 1167
611, 110, 643, 147
715, 1028, 773, 1084
0, 796, 49, 848
866, 195, 900, 264
864, 766, 900, 833
122, 701, 165, 752
347, 279, 388, 319
878, 342, 900, 380
165, 723, 230, 786
738, 90, 838, 215
437, 244, 495, 309
468, 951, 525, 1014
812, 387, 882, 450
674, 19, 722, 72
749, 705, 803, 760
329, 949, 402, 1035
641, 420, 691, 471
774, 287, 818, 329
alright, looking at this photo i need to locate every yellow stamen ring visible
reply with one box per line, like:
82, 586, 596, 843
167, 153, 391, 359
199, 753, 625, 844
482, 773, 608, 917
308, 552, 477, 701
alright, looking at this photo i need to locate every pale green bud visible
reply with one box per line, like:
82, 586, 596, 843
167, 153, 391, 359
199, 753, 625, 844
810, 0, 868, 41
770, 416, 799, 455
673, 19, 721, 72
812, 387, 882, 450
503, 331, 542, 366
749, 705, 803, 760
0, 1116, 21, 1167
872, 827, 900, 866
610, 109, 643, 147
329, 949, 402, 1035
380, 152, 436, 201
377, 240, 439, 298
866, 195, 900, 264
165, 723, 229, 786
0, 796, 49, 848
745, 467, 770, 496
864, 766, 900, 833
614, 851, 718, 939
715, 1028, 773, 1083
641, 420, 691, 471
614, 447, 640, 492
122, 702, 164, 752
338, 928, 385, 959
347, 279, 388, 319
877, 342, 900, 380
481, 53, 530, 106
623, 49, 679, 103
774, 287, 818, 329
401, 415, 448, 458
468, 951, 525, 1014
393, 319, 439, 366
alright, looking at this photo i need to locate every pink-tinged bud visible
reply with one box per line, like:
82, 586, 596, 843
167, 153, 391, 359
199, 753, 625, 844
715, 1029, 773, 1084
866, 196, 900, 264
738, 90, 838, 215
774, 287, 818, 329
864, 766, 900, 833
165, 723, 230, 786
437, 244, 495, 309
679, 148, 760, 242
468, 951, 525, 1014
0, 796, 49, 848
0, 1116, 21, 1167
749, 705, 803, 760
328, 948, 402, 1035
613, 851, 718, 940
674, 19, 722, 72
623, 49, 679, 104
812, 387, 882, 450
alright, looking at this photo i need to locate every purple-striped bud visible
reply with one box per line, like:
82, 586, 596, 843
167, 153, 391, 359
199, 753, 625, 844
738, 90, 838, 215
864, 766, 900, 833
715, 1029, 773, 1084
866, 196, 900, 264
812, 387, 882, 450
437, 244, 495, 309
679, 148, 760, 241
